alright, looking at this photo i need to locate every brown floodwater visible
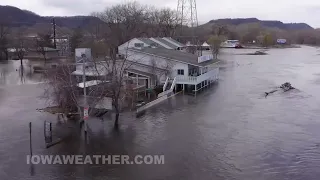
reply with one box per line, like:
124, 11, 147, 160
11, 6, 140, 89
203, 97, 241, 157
1, 46, 320, 179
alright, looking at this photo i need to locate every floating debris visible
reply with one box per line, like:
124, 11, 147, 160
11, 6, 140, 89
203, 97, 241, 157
265, 82, 295, 97
280, 82, 295, 92
247, 51, 268, 55
265, 89, 278, 97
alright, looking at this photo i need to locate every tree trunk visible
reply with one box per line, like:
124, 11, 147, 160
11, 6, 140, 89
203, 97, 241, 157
20, 59, 23, 66
5, 51, 8, 60
114, 111, 120, 129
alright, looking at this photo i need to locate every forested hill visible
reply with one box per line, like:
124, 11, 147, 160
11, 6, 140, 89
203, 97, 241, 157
208, 18, 313, 30
0, 5, 314, 31
0, 5, 101, 29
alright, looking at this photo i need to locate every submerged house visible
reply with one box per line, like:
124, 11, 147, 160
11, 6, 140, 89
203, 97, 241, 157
118, 37, 220, 94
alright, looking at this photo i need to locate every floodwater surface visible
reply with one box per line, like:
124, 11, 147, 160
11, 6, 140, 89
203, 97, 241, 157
1, 46, 320, 180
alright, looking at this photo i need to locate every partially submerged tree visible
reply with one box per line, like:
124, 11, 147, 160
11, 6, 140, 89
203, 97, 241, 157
43, 52, 136, 129
208, 35, 224, 59
35, 33, 53, 62
263, 33, 274, 47
12, 28, 27, 66
0, 21, 10, 60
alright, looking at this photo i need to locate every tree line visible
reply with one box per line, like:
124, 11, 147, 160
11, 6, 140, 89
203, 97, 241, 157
196, 22, 320, 47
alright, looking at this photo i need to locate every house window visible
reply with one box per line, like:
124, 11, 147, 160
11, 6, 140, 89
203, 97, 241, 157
177, 69, 184, 75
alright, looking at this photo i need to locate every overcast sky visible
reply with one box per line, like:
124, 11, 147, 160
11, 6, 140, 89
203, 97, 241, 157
1, 0, 320, 28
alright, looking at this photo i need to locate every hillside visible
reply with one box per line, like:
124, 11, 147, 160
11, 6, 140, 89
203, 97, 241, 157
0, 5, 101, 29
0, 6, 314, 31
208, 18, 313, 30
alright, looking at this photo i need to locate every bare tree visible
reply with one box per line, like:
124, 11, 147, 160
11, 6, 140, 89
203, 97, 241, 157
149, 57, 173, 87
96, 2, 150, 46
43, 64, 81, 115
262, 33, 274, 47
35, 33, 53, 62
70, 28, 84, 56
0, 21, 10, 60
149, 8, 180, 37
42, 60, 113, 121
42, 48, 137, 129
95, 2, 180, 44
12, 28, 28, 66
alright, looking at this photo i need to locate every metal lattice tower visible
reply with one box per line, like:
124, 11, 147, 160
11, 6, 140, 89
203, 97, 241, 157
177, 0, 199, 50
177, 0, 199, 30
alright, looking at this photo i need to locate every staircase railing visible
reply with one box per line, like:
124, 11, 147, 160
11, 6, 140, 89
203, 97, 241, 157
158, 77, 176, 98
163, 77, 169, 92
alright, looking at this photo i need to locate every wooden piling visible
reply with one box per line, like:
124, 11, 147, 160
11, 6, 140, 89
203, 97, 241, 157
29, 122, 32, 156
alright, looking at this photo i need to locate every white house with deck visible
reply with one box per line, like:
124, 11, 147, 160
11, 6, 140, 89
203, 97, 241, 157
118, 37, 219, 94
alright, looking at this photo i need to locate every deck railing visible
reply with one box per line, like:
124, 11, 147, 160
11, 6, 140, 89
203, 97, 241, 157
176, 68, 219, 84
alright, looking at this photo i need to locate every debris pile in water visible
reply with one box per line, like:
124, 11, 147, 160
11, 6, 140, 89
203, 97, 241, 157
280, 82, 294, 91
265, 82, 295, 97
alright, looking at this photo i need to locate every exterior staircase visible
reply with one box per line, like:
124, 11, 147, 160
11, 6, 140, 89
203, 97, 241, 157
158, 77, 176, 98
137, 77, 177, 115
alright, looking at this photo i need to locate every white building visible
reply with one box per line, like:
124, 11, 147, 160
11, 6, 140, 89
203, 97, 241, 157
221, 40, 240, 48
118, 38, 219, 94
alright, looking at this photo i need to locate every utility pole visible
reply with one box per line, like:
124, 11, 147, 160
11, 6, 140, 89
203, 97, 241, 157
81, 54, 88, 141
52, 18, 56, 49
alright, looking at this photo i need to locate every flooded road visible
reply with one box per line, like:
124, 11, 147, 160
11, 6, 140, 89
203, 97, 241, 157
1, 46, 320, 179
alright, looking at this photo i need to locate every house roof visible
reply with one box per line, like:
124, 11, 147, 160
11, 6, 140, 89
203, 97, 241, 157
154, 38, 177, 49
130, 47, 218, 67
137, 38, 165, 48
126, 69, 155, 77
202, 42, 210, 47
163, 37, 185, 47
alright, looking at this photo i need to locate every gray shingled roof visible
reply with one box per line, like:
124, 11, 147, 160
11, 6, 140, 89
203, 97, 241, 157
130, 47, 218, 67
154, 38, 178, 49
164, 37, 185, 47
137, 38, 165, 48
126, 69, 155, 77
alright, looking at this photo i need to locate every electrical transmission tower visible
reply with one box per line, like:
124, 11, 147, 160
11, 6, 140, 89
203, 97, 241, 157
177, 0, 200, 54
177, 0, 199, 28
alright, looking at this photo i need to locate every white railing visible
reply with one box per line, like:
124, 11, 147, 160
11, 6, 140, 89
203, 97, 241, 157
158, 77, 176, 98
163, 77, 169, 92
170, 77, 177, 91
176, 68, 219, 84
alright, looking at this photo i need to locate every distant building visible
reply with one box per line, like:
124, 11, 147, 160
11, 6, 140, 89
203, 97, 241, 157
221, 40, 240, 48
54, 38, 70, 56
277, 39, 287, 44
26, 47, 60, 60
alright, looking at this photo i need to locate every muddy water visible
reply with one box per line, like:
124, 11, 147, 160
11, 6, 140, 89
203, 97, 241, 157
1, 47, 320, 180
